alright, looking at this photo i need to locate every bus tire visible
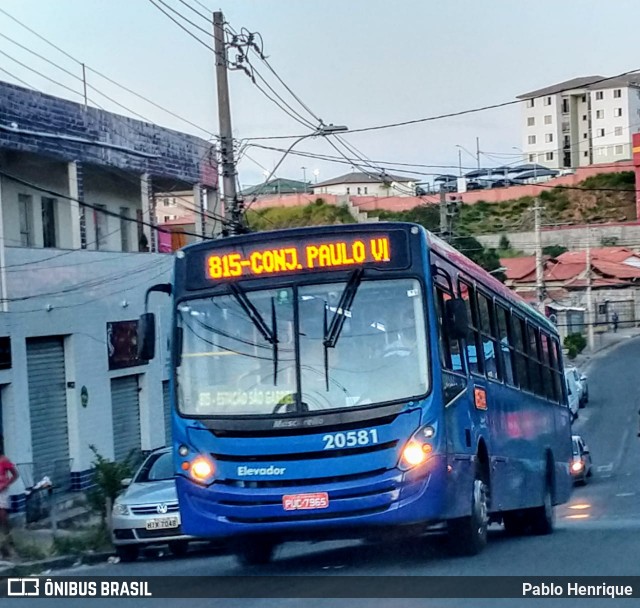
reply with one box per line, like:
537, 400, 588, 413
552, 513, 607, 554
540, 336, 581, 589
236, 542, 276, 567
447, 469, 489, 556
530, 480, 555, 536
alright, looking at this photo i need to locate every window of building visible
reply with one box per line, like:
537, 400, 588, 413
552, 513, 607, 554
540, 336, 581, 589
544, 115, 552, 125
596, 109, 604, 119
597, 128, 605, 137
364, 187, 368, 194
595, 91, 604, 100
614, 107, 623, 117
615, 145, 624, 154
614, 89, 622, 98
120, 207, 130, 252
545, 152, 554, 161
528, 154, 536, 162
562, 98, 569, 113
583, 151, 589, 157
561, 121, 570, 132
581, 95, 586, 102
41, 197, 57, 248
526, 98, 534, 108
527, 117, 535, 126
357, 187, 361, 195
94, 204, 108, 250
583, 133, 588, 139
544, 96, 552, 106
596, 147, 606, 157
163, 215, 170, 223
18, 193, 33, 247
545, 133, 553, 143
615, 126, 623, 136
528, 135, 536, 145
163, 198, 170, 207
346, 187, 350, 194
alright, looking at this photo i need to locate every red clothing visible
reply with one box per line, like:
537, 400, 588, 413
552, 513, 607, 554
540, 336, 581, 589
0, 457, 16, 492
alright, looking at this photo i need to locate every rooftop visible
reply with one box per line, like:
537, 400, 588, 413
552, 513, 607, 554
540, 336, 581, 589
517, 75, 640, 100
313, 171, 414, 189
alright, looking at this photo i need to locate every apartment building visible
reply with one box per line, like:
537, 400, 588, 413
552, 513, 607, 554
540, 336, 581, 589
517, 75, 640, 169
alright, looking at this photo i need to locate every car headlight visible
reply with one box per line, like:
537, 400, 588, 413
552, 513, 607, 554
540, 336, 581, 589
113, 502, 130, 516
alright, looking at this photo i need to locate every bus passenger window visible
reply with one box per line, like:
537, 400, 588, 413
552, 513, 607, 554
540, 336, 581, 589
496, 304, 516, 386
459, 280, 483, 376
512, 316, 530, 391
477, 292, 499, 380
435, 287, 463, 372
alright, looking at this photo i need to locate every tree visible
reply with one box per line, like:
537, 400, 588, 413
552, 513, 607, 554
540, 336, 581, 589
542, 244, 568, 258
498, 234, 511, 251
454, 235, 506, 282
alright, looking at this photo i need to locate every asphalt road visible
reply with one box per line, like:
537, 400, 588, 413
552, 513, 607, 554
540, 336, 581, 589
4, 337, 640, 607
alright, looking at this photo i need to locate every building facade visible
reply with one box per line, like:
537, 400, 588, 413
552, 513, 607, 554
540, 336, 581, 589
0, 81, 219, 511
517, 75, 640, 170
312, 171, 416, 197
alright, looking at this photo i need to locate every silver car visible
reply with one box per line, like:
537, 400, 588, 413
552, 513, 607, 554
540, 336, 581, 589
111, 448, 192, 561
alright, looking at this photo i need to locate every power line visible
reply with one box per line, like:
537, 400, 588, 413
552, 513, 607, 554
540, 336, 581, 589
146, 0, 213, 51
153, 0, 213, 38
242, 69, 640, 141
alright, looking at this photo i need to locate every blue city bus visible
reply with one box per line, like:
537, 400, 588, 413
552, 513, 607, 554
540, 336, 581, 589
139, 222, 572, 564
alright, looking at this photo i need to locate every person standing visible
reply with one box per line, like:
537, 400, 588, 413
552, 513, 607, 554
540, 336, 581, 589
612, 311, 619, 333
0, 447, 19, 559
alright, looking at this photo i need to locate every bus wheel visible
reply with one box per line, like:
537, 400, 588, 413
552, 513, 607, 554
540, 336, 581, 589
447, 472, 489, 555
530, 481, 555, 535
236, 542, 276, 567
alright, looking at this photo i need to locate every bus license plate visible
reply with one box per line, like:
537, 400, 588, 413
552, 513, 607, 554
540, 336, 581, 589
282, 492, 329, 511
145, 516, 179, 530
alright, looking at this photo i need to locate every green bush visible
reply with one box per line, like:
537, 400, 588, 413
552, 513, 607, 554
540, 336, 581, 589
53, 524, 111, 556
564, 333, 587, 359
87, 445, 138, 521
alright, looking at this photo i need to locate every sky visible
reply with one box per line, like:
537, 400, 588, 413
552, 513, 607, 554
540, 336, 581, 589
1, 0, 640, 189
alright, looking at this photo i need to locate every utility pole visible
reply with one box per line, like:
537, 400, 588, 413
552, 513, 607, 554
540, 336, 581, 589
476, 136, 481, 171
586, 229, 595, 351
213, 11, 241, 233
439, 185, 448, 242
533, 198, 544, 310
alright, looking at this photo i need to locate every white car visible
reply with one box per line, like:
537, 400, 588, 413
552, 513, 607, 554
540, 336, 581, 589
565, 369, 580, 421
111, 448, 193, 562
567, 367, 589, 407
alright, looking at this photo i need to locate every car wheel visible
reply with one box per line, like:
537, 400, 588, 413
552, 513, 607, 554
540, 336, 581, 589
115, 545, 139, 562
169, 540, 189, 557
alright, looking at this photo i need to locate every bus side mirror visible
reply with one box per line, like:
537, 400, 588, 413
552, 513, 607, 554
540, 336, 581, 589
445, 299, 469, 341
138, 312, 156, 361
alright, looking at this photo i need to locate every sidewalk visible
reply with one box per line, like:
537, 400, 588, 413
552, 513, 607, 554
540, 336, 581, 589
571, 325, 640, 372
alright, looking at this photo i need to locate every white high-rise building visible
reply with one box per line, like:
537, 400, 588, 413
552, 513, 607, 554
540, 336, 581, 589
517, 75, 640, 169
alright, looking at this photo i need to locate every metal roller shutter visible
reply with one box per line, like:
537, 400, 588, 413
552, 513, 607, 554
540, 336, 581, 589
111, 375, 141, 462
26, 337, 70, 488
163, 380, 171, 446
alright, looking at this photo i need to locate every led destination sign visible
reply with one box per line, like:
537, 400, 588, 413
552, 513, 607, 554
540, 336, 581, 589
203, 232, 409, 281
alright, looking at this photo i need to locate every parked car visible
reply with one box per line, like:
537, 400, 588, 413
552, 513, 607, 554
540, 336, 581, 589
566, 366, 588, 407
565, 369, 580, 421
571, 434, 593, 484
111, 447, 193, 562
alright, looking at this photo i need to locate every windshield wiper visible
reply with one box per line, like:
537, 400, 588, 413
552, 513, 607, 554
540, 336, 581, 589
229, 284, 279, 385
322, 268, 364, 390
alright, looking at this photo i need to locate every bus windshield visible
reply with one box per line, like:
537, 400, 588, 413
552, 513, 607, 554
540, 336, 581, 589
176, 277, 429, 417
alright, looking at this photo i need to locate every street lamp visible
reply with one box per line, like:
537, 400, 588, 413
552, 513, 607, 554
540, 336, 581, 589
313, 168, 320, 183
257, 125, 348, 196
301, 166, 308, 193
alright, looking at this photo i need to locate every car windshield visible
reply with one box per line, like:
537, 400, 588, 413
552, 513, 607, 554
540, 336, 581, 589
176, 278, 429, 416
134, 452, 174, 483
572, 438, 580, 455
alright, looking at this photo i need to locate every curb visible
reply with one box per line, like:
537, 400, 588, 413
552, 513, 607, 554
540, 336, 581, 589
0, 550, 113, 578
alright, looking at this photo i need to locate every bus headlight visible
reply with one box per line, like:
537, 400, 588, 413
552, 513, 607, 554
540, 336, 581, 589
190, 456, 215, 484
399, 425, 436, 471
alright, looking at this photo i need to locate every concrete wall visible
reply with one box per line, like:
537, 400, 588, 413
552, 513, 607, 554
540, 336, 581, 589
476, 222, 640, 252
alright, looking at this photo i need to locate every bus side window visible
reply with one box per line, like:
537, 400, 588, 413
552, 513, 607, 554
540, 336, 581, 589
511, 315, 530, 391
458, 279, 484, 376
551, 339, 566, 404
434, 286, 463, 373
526, 324, 545, 397
496, 304, 516, 386
477, 291, 500, 381
540, 332, 556, 401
